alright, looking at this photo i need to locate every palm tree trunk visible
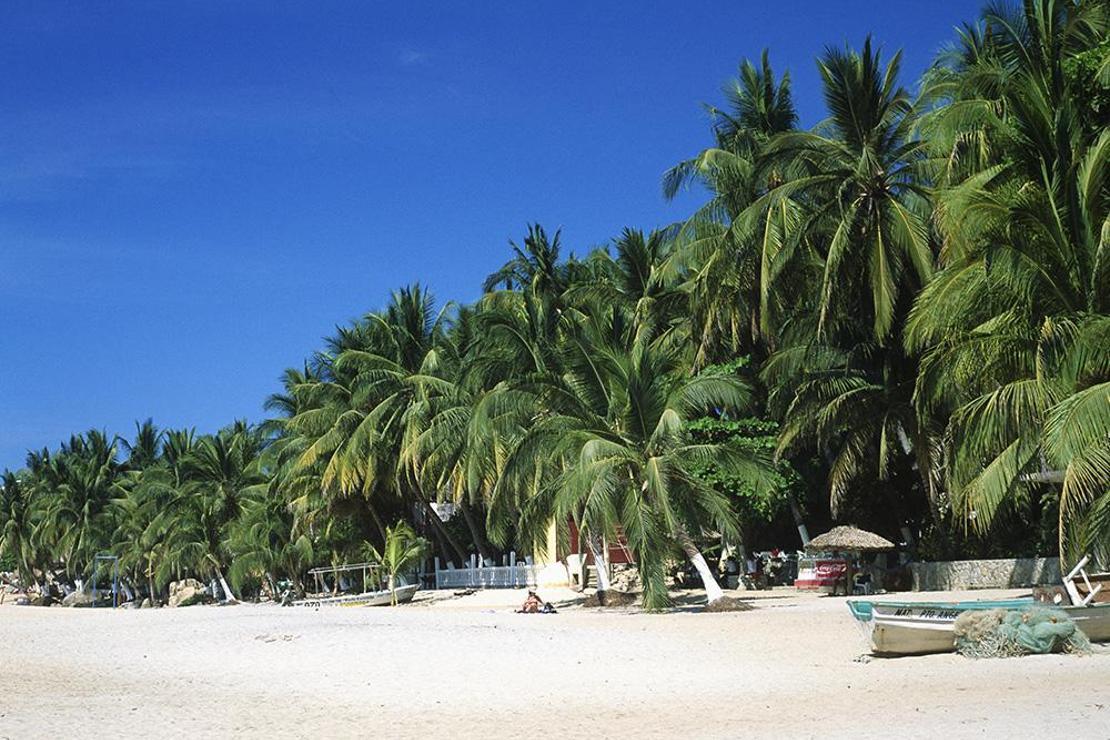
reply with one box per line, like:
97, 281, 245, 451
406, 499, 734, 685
909, 428, 951, 558
213, 564, 237, 603
787, 494, 811, 547
146, 560, 157, 606
366, 498, 388, 546
458, 500, 492, 563
675, 525, 724, 604
587, 534, 613, 593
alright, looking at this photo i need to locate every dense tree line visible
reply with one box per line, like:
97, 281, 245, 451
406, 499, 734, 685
3, 0, 1107, 608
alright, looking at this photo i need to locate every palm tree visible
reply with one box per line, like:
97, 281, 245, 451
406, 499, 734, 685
0, 471, 38, 586
483, 224, 570, 297
32, 431, 127, 580
763, 37, 932, 342
908, 0, 1110, 564
119, 419, 163, 470
366, 520, 428, 604
286, 286, 470, 564
160, 423, 267, 602
664, 51, 803, 361
566, 228, 688, 347
500, 310, 774, 609
732, 39, 945, 545
114, 427, 200, 602
226, 482, 314, 597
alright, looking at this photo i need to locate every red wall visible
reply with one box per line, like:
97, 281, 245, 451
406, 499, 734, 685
567, 518, 635, 564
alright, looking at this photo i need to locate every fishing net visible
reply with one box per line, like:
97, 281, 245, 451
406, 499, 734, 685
953, 607, 1092, 658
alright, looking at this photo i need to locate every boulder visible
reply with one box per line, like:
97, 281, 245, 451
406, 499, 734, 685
168, 578, 211, 608
62, 590, 96, 608
29, 593, 54, 607
140, 597, 153, 609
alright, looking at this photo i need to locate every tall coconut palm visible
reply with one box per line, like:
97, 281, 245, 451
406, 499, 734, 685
31, 431, 127, 579
226, 481, 314, 597
287, 286, 470, 564
159, 423, 267, 601
0, 471, 38, 585
759, 37, 933, 343
908, 0, 1110, 564
483, 224, 570, 297
743, 39, 944, 544
500, 309, 774, 609
664, 51, 803, 360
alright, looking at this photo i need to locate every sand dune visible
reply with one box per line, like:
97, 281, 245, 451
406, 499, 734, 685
1, 588, 1106, 738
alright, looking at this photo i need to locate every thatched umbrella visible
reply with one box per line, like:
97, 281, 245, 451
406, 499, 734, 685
805, 525, 895, 553
805, 526, 895, 596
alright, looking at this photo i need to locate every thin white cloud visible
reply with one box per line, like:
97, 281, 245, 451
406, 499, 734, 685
399, 49, 429, 66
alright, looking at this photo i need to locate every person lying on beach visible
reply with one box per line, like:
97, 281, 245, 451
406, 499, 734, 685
517, 590, 542, 613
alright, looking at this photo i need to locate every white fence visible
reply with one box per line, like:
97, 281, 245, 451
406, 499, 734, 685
434, 553, 537, 589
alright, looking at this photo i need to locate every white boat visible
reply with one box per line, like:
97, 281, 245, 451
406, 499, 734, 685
848, 597, 1110, 655
848, 556, 1110, 655
294, 583, 420, 608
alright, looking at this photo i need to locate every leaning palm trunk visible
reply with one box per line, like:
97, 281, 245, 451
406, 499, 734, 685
587, 534, 613, 593
365, 498, 388, 547
212, 563, 237, 603
787, 495, 810, 547
146, 561, 157, 606
675, 526, 724, 604
458, 500, 492, 564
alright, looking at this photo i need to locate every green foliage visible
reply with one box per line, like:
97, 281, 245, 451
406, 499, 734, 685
686, 417, 798, 525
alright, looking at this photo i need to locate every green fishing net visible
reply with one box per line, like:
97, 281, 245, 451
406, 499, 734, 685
953, 607, 1092, 658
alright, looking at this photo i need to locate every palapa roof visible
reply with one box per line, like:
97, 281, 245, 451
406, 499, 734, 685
805, 525, 895, 552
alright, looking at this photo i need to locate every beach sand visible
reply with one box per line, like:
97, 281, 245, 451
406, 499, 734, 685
1, 588, 1106, 738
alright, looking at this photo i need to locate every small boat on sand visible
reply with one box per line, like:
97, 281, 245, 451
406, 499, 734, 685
848, 597, 1110, 655
849, 556, 1110, 656
294, 562, 420, 607
294, 583, 420, 608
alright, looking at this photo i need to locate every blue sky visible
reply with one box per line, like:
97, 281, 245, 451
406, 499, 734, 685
0, 1, 983, 468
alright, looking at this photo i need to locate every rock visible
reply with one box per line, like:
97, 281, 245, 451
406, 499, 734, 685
608, 564, 642, 592
140, 597, 153, 609
168, 578, 211, 608
62, 590, 96, 608
29, 593, 54, 607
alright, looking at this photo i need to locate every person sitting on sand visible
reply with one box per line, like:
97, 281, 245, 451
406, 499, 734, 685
518, 590, 543, 613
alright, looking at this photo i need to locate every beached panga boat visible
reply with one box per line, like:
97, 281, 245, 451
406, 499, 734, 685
294, 583, 420, 608
847, 597, 1110, 656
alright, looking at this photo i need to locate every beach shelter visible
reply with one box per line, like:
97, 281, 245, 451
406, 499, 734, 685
805, 525, 895, 553
806, 526, 894, 594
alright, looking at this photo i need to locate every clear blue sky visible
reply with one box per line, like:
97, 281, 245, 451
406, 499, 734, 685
0, 1, 983, 469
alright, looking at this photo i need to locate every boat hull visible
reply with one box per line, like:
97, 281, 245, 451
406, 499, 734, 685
849, 598, 1110, 656
294, 583, 419, 608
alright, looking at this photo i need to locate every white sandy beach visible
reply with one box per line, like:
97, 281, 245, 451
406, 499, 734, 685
1, 588, 1107, 739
